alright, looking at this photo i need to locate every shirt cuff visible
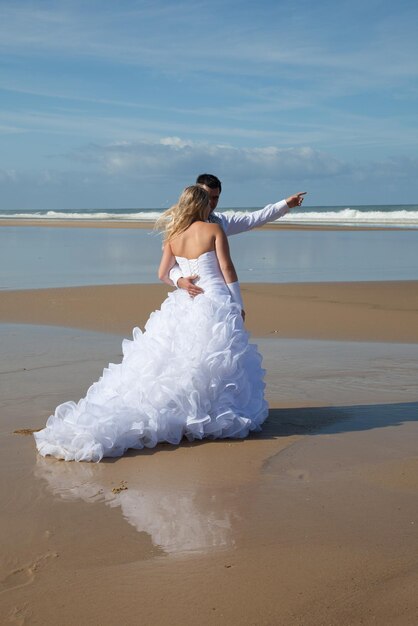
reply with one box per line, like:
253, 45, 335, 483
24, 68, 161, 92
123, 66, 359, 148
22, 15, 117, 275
169, 266, 183, 287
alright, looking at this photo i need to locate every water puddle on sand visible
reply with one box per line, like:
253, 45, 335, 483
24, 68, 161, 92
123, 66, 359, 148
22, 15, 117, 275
34, 454, 241, 556
1, 324, 418, 561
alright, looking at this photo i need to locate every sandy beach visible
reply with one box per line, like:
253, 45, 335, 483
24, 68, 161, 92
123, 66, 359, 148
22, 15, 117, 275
1, 280, 418, 342
1, 223, 418, 625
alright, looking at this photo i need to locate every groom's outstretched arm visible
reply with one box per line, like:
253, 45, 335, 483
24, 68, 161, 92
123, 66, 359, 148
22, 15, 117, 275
216, 192, 306, 235
219, 199, 290, 236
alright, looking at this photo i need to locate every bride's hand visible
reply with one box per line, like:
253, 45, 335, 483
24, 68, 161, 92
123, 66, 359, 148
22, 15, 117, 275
178, 275, 204, 298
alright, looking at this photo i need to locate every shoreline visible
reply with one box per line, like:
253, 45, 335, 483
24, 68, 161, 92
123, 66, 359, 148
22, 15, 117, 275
1, 280, 417, 342
0, 217, 416, 231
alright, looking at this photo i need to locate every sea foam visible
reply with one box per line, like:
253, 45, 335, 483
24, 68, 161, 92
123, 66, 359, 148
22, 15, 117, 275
1, 207, 417, 228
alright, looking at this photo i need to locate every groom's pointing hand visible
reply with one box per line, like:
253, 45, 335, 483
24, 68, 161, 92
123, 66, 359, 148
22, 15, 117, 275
286, 192, 307, 209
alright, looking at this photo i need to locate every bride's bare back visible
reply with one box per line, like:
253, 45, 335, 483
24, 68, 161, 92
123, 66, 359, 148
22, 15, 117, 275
159, 221, 238, 286
169, 221, 218, 259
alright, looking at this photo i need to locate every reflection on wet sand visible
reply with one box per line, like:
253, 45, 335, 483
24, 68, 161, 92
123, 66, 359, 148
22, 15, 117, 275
35, 456, 239, 556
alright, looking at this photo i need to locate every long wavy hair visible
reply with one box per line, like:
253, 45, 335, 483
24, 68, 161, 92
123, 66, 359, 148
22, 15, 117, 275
155, 185, 210, 242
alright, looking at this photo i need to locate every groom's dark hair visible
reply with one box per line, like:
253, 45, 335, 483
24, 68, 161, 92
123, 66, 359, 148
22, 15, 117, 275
196, 173, 222, 193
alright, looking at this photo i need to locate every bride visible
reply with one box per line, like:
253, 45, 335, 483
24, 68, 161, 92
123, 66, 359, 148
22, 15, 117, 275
34, 185, 269, 462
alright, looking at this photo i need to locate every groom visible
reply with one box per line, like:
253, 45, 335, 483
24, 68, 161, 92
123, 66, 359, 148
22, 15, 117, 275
169, 173, 306, 296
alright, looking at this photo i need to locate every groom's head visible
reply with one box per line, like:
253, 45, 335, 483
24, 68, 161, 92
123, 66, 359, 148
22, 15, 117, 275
196, 174, 222, 211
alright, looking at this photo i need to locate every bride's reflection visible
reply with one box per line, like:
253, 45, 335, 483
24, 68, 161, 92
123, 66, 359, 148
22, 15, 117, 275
35, 456, 239, 555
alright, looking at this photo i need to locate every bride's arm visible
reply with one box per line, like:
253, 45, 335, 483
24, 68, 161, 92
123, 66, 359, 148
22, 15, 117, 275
158, 243, 176, 286
214, 226, 244, 314
214, 226, 238, 283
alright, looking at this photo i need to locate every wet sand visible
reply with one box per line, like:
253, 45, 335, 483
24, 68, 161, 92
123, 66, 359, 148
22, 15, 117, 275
1, 240, 418, 623
1, 280, 417, 342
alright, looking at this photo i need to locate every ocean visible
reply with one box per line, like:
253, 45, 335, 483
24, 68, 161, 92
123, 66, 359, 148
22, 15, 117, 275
1, 204, 418, 228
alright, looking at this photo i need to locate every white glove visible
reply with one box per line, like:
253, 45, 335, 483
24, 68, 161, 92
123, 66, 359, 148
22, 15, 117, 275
227, 281, 243, 309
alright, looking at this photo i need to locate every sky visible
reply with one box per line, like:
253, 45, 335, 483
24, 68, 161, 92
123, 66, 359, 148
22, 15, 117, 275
1, 0, 417, 210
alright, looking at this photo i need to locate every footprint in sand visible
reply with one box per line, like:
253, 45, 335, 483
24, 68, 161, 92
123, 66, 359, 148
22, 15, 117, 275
286, 468, 311, 481
0, 553, 58, 594
7, 604, 29, 625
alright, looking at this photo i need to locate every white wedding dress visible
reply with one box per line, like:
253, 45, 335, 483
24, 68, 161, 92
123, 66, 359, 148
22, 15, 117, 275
34, 251, 268, 462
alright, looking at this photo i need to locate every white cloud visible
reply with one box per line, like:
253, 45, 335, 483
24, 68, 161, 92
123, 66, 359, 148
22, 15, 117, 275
351, 155, 418, 182
2, 136, 417, 192
0, 168, 18, 182
71, 137, 347, 181
1, 139, 417, 209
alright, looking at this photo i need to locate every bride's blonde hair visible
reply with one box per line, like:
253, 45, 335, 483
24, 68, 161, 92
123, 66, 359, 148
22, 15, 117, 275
155, 185, 210, 241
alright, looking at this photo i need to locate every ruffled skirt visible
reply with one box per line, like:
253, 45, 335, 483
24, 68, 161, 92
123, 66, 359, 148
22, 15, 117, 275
34, 289, 268, 462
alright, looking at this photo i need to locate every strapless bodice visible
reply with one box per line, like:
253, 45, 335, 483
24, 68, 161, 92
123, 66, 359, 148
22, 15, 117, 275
175, 250, 229, 297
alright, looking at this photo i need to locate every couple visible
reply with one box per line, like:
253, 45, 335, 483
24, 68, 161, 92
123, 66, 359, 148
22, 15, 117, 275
34, 175, 305, 462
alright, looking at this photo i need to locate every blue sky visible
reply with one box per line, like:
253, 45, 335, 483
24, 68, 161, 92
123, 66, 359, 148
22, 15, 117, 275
1, 0, 417, 209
